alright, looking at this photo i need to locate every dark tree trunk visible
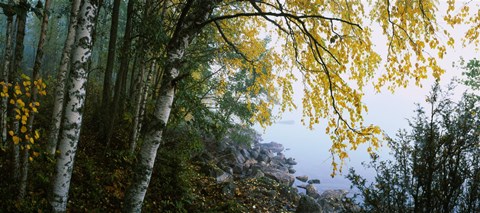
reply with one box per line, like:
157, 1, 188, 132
101, 0, 121, 144
105, 0, 134, 146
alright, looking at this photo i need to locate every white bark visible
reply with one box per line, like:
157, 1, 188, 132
1, 15, 14, 145
124, 82, 175, 212
130, 60, 154, 154
50, 1, 97, 212
47, 0, 81, 155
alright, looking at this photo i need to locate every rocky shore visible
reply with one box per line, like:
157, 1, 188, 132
196, 132, 358, 212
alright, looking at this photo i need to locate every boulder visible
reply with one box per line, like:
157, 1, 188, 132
258, 141, 284, 153
296, 175, 309, 182
305, 184, 320, 199
288, 168, 296, 174
250, 147, 260, 159
240, 148, 251, 159
263, 167, 295, 186
286, 157, 297, 165
319, 189, 348, 201
307, 179, 321, 184
211, 167, 233, 183
296, 195, 323, 213
244, 159, 257, 168
317, 189, 350, 213
297, 184, 308, 189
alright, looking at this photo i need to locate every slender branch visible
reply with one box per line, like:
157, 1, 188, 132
201, 11, 363, 30
214, 20, 254, 64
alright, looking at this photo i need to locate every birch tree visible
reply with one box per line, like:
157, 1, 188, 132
46, 0, 81, 155
49, 0, 98, 211
0, 2, 15, 145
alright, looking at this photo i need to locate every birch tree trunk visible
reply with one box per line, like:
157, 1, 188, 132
130, 60, 154, 154
1, 9, 14, 145
46, 0, 81, 155
50, 1, 97, 211
18, 0, 51, 199
123, 1, 219, 211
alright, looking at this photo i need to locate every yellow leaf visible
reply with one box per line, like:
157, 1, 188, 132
12, 136, 20, 144
20, 74, 30, 81
16, 99, 25, 107
29, 157, 33, 161
34, 130, 40, 139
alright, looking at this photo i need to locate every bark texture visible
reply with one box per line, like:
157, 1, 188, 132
50, 1, 97, 211
1, 12, 14, 145
123, 1, 220, 211
47, 0, 81, 155
130, 60, 154, 154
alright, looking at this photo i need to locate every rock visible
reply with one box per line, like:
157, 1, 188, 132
296, 195, 323, 213
317, 189, 350, 213
257, 150, 272, 162
251, 169, 265, 178
244, 159, 257, 168
258, 141, 284, 153
319, 189, 348, 201
305, 184, 320, 199
297, 184, 308, 189
211, 167, 233, 183
296, 175, 309, 182
250, 147, 260, 159
288, 168, 296, 174
286, 157, 297, 165
240, 148, 251, 159
263, 167, 295, 186
232, 164, 244, 175
307, 179, 321, 184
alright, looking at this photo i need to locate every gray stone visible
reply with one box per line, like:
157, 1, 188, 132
288, 168, 296, 174
319, 189, 348, 201
263, 167, 295, 186
297, 184, 308, 189
250, 147, 260, 159
316, 189, 351, 213
296, 195, 323, 213
212, 167, 233, 183
296, 175, 309, 182
243, 159, 257, 168
258, 141, 284, 153
286, 157, 297, 165
251, 168, 265, 178
306, 184, 320, 199
240, 148, 251, 159
307, 179, 321, 184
